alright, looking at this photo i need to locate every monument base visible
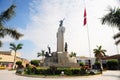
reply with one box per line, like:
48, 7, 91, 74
44, 52, 79, 68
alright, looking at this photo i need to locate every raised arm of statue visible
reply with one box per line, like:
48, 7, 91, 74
59, 18, 65, 27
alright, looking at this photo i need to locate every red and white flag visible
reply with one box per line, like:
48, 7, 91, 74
83, 8, 87, 26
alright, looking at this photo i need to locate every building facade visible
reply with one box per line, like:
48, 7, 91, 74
76, 56, 96, 66
0, 51, 29, 69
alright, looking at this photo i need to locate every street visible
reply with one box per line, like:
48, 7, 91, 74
0, 70, 120, 80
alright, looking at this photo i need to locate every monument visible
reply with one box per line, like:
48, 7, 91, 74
44, 19, 79, 68
57, 19, 65, 52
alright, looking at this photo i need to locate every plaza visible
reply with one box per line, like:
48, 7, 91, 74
0, 70, 120, 80
0, 0, 120, 80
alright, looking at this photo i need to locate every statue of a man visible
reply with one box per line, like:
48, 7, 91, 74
47, 45, 51, 53
59, 19, 65, 27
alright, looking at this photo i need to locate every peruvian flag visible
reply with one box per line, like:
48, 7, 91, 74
83, 8, 87, 26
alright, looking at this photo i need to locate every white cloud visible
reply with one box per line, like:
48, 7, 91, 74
21, 0, 120, 59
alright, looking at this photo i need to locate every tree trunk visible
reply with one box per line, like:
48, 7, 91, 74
13, 51, 16, 69
99, 58, 103, 73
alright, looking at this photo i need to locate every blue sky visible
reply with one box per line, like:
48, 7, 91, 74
0, 0, 30, 29
0, 0, 120, 60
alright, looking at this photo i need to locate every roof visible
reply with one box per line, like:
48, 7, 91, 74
0, 51, 11, 55
102, 54, 120, 60
76, 56, 94, 59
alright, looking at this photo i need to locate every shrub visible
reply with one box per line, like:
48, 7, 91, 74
35, 68, 50, 75
57, 68, 80, 75
118, 59, 120, 70
16, 68, 24, 74
71, 68, 80, 75
16, 61, 22, 66
94, 62, 101, 69
16, 61, 24, 69
107, 60, 119, 70
50, 66, 57, 75
89, 71, 95, 75
64, 69, 72, 75
30, 60, 39, 67
79, 62, 85, 66
80, 67, 87, 75
25, 65, 33, 74
58, 68, 86, 75
16, 61, 24, 74
25, 66, 49, 75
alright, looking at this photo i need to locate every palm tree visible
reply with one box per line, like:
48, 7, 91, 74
93, 45, 107, 70
37, 50, 45, 63
10, 43, 23, 69
101, 7, 120, 45
0, 4, 23, 47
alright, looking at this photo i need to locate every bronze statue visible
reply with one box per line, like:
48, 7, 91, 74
59, 18, 65, 27
65, 42, 68, 52
47, 45, 51, 54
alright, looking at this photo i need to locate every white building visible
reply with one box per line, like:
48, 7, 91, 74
76, 56, 96, 66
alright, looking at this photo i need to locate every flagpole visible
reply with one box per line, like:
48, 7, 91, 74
83, 0, 92, 68
83, 0, 91, 58
86, 13, 92, 69
86, 23, 91, 57
111, 27, 119, 54
86, 11, 92, 69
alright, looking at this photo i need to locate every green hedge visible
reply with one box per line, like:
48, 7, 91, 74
107, 60, 119, 70
30, 60, 40, 67
16, 61, 22, 66
57, 68, 80, 75
79, 62, 85, 66
25, 67, 87, 76
94, 62, 101, 69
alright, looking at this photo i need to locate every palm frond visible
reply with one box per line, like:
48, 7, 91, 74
37, 52, 41, 57
93, 45, 107, 58
10, 47, 16, 51
37, 50, 45, 57
0, 41, 2, 47
10, 43, 23, 52
10, 43, 16, 50
99, 45, 102, 50
17, 44, 23, 48
0, 4, 16, 23
0, 28, 4, 38
10, 43, 16, 48
115, 39, 120, 45
102, 49, 107, 52
113, 32, 120, 45
3, 27, 23, 40
101, 7, 120, 29
113, 32, 120, 39
95, 53, 99, 57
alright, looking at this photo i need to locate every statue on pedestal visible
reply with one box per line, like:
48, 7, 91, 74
57, 19, 65, 52
43, 19, 79, 68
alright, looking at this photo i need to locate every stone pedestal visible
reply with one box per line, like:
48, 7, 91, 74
57, 52, 79, 67
44, 52, 79, 68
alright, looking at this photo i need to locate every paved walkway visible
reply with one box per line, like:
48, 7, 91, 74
0, 70, 120, 80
